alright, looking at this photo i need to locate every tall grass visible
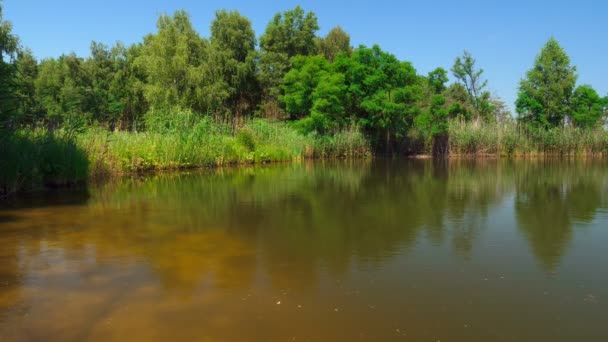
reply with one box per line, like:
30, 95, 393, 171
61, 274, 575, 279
78, 113, 371, 177
0, 129, 89, 196
448, 120, 608, 156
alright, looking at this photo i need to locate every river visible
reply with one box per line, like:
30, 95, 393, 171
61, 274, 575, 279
1, 159, 607, 341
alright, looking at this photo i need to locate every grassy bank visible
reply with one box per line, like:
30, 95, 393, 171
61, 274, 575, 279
80, 118, 370, 177
1, 118, 370, 196
3, 116, 608, 197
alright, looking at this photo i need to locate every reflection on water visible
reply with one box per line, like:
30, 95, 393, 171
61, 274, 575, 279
1, 159, 607, 341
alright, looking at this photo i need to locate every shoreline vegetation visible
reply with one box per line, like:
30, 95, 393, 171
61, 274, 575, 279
1, 4, 607, 196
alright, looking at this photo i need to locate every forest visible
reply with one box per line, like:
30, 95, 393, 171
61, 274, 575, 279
1, 3, 608, 195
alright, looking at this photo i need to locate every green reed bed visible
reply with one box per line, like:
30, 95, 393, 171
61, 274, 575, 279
0, 129, 89, 196
78, 117, 371, 177
448, 120, 608, 156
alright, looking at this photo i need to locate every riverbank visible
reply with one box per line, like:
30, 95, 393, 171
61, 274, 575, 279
2, 118, 608, 197
1, 119, 371, 197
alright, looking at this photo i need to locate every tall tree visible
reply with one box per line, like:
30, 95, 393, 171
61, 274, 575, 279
317, 26, 352, 62
137, 10, 215, 113
451, 51, 492, 121
258, 6, 319, 113
516, 38, 577, 129
35, 54, 91, 125
14, 48, 41, 124
109, 42, 148, 130
210, 10, 258, 125
337, 45, 422, 152
85, 41, 116, 125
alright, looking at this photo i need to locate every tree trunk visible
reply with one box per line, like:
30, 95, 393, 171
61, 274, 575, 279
432, 133, 450, 158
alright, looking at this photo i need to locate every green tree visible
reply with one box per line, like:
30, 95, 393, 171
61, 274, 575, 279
337, 45, 422, 152
516, 38, 577, 129
85, 41, 118, 125
137, 10, 216, 114
451, 51, 493, 121
258, 6, 319, 113
427, 67, 448, 94
570, 85, 604, 128
108, 42, 148, 130
0, 1, 19, 128
14, 48, 41, 124
309, 72, 347, 131
281, 55, 330, 119
35, 54, 91, 125
210, 10, 258, 125
317, 26, 352, 62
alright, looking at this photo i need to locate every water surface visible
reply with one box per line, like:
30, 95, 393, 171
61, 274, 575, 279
1, 160, 607, 341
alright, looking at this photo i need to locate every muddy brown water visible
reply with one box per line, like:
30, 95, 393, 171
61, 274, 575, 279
1, 159, 607, 341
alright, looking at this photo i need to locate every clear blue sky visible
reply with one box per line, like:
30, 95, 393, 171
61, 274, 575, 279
4, 0, 607, 110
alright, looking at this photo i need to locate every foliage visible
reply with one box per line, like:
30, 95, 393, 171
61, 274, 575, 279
451, 51, 494, 121
0, 2, 19, 128
570, 85, 604, 128
448, 119, 608, 156
317, 26, 352, 62
210, 10, 258, 123
258, 6, 319, 108
136, 11, 217, 114
516, 38, 577, 129
2, 1, 608, 196
78, 117, 370, 175
0, 129, 89, 196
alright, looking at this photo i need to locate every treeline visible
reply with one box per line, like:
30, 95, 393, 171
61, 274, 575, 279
1, 3, 607, 154
1, 6, 603, 144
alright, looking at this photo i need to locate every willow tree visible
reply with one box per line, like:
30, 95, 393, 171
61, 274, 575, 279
516, 38, 577, 129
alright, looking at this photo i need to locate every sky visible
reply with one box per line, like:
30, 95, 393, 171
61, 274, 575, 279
4, 0, 607, 110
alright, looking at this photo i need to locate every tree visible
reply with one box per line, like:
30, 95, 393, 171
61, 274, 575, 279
85, 41, 117, 125
570, 85, 604, 128
337, 45, 422, 152
14, 48, 41, 124
516, 38, 577, 129
258, 6, 319, 112
451, 51, 492, 121
427, 67, 448, 94
35, 54, 92, 125
281, 55, 330, 119
108, 42, 148, 130
0, 1, 19, 128
317, 26, 351, 62
210, 10, 258, 125
137, 11, 215, 113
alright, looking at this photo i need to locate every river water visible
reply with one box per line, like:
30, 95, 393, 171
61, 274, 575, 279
1, 159, 607, 341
